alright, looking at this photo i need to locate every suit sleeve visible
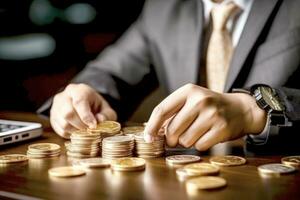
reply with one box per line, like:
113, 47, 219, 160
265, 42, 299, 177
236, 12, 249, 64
38, 3, 159, 120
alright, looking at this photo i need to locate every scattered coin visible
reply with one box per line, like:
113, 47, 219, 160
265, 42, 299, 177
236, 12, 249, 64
166, 155, 201, 165
111, 157, 146, 172
176, 168, 201, 181
0, 154, 28, 164
186, 176, 227, 190
48, 166, 86, 178
75, 158, 111, 168
209, 155, 246, 166
183, 163, 220, 176
258, 163, 296, 175
102, 136, 134, 159
27, 143, 61, 159
281, 156, 300, 168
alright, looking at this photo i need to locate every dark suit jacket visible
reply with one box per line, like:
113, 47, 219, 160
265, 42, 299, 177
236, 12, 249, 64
70, 0, 300, 154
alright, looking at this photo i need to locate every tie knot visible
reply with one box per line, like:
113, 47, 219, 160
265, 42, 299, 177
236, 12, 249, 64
211, 2, 240, 30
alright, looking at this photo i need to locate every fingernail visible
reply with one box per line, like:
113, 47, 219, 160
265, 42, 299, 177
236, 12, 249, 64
144, 134, 153, 143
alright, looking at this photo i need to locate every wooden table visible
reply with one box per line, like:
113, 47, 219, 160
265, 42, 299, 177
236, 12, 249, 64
0, 112, 299, 200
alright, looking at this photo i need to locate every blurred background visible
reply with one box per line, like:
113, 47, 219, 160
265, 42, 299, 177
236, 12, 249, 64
0, 0, 144, 112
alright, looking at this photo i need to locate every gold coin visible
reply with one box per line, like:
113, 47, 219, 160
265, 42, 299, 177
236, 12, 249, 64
258, 163, 296, 175
28, 143, 60, 153
176, 168, 200, 181
0, 154, 28, 164
186, 176, 227, 190
166, 155, 201, 165
111, 157, 146, 171
102, 135, 134, 144
122, 126, 144, 136
184, 163, 220, 176
209, 155, 246, 166
88, 121, 121, 134
48, 166, 86, 177
281, 156, 300, 168
77, 158, 111, 168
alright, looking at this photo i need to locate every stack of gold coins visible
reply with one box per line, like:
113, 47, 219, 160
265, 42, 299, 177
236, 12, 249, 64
102, 135, 134, 159
133, 132, 165, 158
88, 121, 122, 139
111, 157, 146, 172
27, 143, 61, 159
67, 129, 101, 158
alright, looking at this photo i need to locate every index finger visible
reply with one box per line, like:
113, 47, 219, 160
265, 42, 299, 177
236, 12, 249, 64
144, 86, 189, 142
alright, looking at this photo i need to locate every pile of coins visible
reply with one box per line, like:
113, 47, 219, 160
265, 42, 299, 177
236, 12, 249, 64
132, 132, 165, 158
27, 143, 61, 159
67, 130, 101, 158
88, 121, 122, 139
102, 135, 134, 159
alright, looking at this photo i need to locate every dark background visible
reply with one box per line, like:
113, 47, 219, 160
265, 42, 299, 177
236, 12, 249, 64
0, 0, 144, 111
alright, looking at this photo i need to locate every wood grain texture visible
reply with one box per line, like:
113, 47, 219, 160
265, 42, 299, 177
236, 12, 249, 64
0, 112, 299, 200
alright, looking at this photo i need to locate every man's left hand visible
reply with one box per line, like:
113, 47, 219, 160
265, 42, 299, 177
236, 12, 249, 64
144, 84, 267, 151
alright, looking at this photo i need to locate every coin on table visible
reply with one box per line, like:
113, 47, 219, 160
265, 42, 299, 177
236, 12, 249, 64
48, 166, 86, 177
186, 176, 227, 190
28, 143, 61, 153
281, 156, 300, 168
0, 154, 28, 164
77, 158, 111, 168
166, 155, 201, 165
209, 155, 246, 166
183, 163, 220, 176
258, 163, 296, 175
111, 157, 146, 171
176, 168, 201, 181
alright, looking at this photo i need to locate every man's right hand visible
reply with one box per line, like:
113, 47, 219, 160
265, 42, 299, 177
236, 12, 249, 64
50, 83, 117, 138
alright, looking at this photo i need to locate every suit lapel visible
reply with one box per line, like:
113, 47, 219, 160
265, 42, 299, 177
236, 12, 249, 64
224, 0, 279, 91
174, 0, 204, 89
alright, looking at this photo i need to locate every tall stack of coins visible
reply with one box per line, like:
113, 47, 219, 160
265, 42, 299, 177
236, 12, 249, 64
133, 132, 165, 158
102, 135, 134, 159
88, 121, 122, 139
27, 143, 61, 159
67, 130, 101, 158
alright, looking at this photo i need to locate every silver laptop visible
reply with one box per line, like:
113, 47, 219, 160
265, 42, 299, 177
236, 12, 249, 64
0, 119, 42, 146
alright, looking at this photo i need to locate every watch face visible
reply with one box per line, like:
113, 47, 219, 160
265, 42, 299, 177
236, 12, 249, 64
260, 86, 284, 111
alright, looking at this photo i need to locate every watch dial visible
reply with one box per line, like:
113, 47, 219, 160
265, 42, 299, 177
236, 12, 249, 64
260, 87, 284, 111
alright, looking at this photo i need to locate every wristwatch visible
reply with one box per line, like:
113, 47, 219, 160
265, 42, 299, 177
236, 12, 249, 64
233, 85, 292, 127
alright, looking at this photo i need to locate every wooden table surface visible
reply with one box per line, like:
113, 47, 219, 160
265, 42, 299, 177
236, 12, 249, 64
0, 112, 299, 200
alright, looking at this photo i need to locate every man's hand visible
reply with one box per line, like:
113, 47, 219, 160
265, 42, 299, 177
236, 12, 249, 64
144, 84, 267, 151
50, 83, 117, 138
